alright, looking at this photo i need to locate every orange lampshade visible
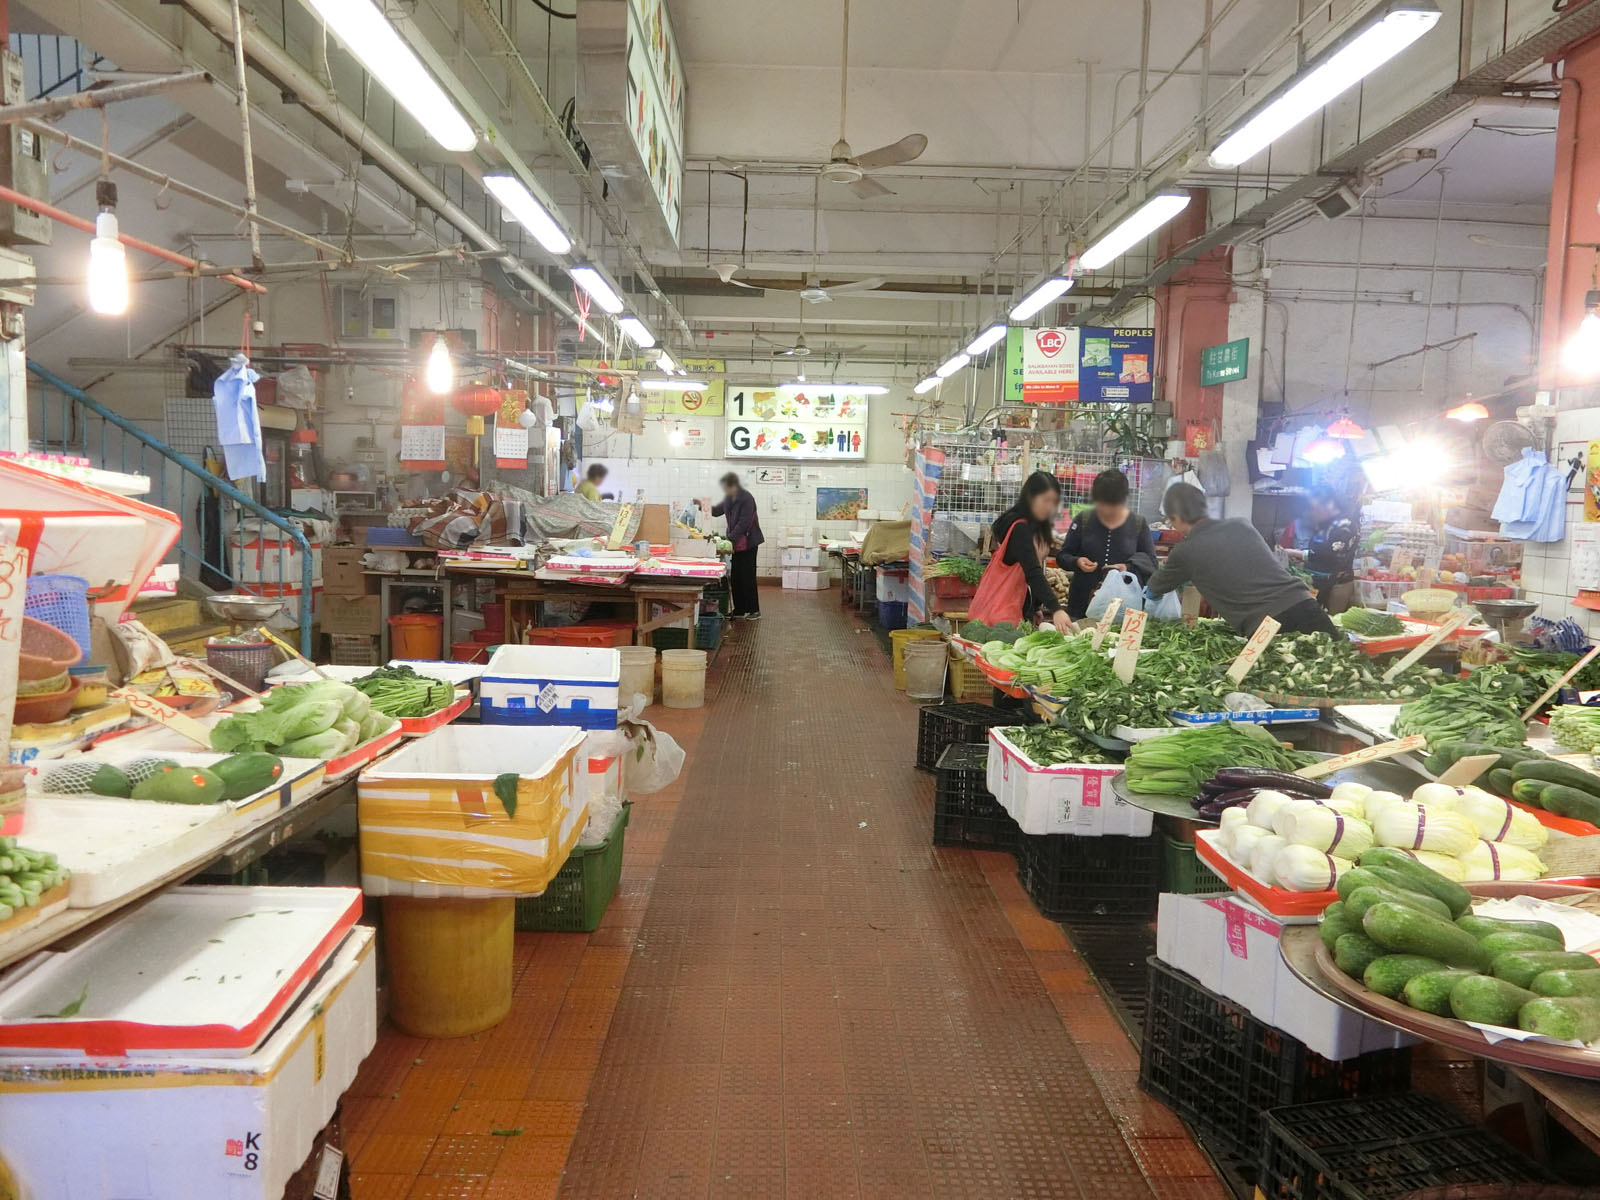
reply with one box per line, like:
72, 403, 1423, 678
1446, 401, 1489, 422
1325, 415, 1366, 439
452, 384, 502, 435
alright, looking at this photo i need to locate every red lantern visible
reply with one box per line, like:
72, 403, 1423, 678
452, 384, 502, 436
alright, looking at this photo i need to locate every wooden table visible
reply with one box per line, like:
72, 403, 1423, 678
443, 567, 719, 647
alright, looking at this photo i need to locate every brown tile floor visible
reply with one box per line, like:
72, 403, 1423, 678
349, 587, 1226, 1200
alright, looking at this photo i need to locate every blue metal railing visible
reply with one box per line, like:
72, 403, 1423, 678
8, 34, 104, 102
26, 361, 314, 656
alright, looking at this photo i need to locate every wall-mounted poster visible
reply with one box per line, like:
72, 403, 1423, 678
1021, 327, 1081, 403
1080, 327, 1156, 403
573, 356, 725, 414
817, 487, 868, 520
725, 387, 869, 459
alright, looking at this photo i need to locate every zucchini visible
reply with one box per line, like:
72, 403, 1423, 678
1492, 950, 1600, 989
1512, 779, 1552, 808
1362, 902, 1489, 971
1519, 996, 1600, 1043
1536, 785, 1600, 827
1320, 902, 1357, 952
1530, 969, 1600, 999
1357, 848, 1472, 917
1363, 954, 1445, 999
1428, 742, 1542, 776
1344, 885, 1453, 924
1450, 974, 1536, 1026
1477, 931, 1566, 959
1403, 968, 1478, 1016
1456, 914, 1566, 948
1334, 933, 1387, 980
1510, 758, 1600, 795
209, 752, 284, 801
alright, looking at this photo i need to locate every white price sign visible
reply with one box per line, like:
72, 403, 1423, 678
1227, 616, 1280, 684
1113, 609, 1146, 684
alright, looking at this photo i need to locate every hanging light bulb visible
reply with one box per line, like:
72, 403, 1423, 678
87, 181, 128, 317
1302, 437, 1347, 465
425, 331, 453, 395
1325, 413, 1367, 439
1565, 291, 1600, 378
1445, 400, 1489, 422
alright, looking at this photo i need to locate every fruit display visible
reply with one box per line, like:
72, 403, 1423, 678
36, 753, 286, 805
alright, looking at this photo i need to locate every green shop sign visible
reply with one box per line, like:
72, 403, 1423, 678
1200, 337, 1249, 387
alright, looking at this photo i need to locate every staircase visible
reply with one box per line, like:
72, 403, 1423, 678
25, 361, 315, 656
128, 595, 233, 657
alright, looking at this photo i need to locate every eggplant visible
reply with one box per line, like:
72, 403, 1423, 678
1211, 767, 1332, 797
1195, 790, 1260, 823
1199, 779, 1236, 798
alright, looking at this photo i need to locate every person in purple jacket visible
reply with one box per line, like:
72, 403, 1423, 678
710, 472, 764, 619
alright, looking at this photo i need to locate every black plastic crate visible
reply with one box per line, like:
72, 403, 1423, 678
1258, 1094, 1552, 1200
915, 701, 1012, 772
1138, 958, 1412, 1171
932, 743, 1017, 852
1016, 832, 1160, 922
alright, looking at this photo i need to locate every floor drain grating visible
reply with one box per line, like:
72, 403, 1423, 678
1062, 920, 1156, 1046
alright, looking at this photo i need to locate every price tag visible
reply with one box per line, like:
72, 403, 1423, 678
312, 1146, 344, 1200
1435, 754, 1501, 787
1390, 548, 1413, 573
1227, 616, 1280, 684
1295, 735, 1427, 780
0, 545, 30, 759
110, 687, 215, 746
607, 503, 636, 551
1381, 610, 1469, 682
1090, 598, 1122, 651
1113, 609, 1146, 684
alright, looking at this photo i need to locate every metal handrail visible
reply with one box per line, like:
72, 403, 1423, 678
26, 360, 314, 655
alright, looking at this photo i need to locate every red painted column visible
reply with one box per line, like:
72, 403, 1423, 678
1543, 33, 1600, 390
1155, 188, 1234, 433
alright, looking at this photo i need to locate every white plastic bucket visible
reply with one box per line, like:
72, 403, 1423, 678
902, 639, 948, 701
618, 646, 657, 708
660, 648, 708, 709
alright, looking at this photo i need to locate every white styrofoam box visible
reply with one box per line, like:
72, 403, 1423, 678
782, 568, 830, 590
1154, 892, 1413, 1060
875, 570, 911, 603
781, 546, 824, 568
230, 533, 322, 587
985, 729, 1144, 836
480, 644, 621, 729
0, 926, 376, 1200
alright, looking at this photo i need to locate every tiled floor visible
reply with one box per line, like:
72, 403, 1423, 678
348, 588, 1226, 1199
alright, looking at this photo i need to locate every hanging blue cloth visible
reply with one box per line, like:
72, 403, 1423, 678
212, 355, 265, 482
1500, 454, 1569, 543
1492, 448, 1545, 525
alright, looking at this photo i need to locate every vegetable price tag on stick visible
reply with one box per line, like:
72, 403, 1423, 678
1294, 735, 1426, 780
1381, 610, 1470, 682
1391, 548, 1413, 573
1227, 616, 1280, 684
1435, 753, 1502, 787
1520, 644, 1600, 721
1091, 598, 1122, 651
1113, 610, 1146, 684
0, 544, 29, 762
110, 687, 214, 747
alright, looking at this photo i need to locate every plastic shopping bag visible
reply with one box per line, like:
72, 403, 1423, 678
583, 696, 686, 795
1085, 570, 1145, 620
1145, 587, 1183, 622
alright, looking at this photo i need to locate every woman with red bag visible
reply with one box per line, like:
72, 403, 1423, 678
967, 470, 1073, 635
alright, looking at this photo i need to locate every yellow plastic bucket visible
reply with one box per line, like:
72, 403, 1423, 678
661, 648, 708, 708
889, 628, 942, 689
382, 896, 514, 1038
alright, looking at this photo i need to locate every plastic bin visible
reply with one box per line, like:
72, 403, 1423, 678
526, 622, 635, 648
889, 627, 942, 689
902, 638, 948, 700
618, 645, 657, 707
383, 896, 513, 1037
23, 574, 90, 665
933, 743, 1018, 853
1016, 832, 1160, 921
661, 648, 707, 708
651, 613, 722, 651
450, 640, 489, 664
480, 645, 621, 730
514, 804, 630, 932
877, 600, 908, 630
915, 701, 1015, 772
1160, 833, 1228, 896
389, 613, 443, 660
946, 650, 986, 701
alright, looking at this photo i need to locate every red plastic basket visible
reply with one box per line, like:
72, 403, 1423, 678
526, 622, 635, 648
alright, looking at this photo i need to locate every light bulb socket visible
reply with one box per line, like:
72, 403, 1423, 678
1586, 289, 1600, 313
95, 180, 117, 212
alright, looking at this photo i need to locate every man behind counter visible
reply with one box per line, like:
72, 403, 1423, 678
1146, 483, 1336, 637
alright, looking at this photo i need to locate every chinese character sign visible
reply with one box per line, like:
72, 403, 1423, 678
1200, 338, 1250, 387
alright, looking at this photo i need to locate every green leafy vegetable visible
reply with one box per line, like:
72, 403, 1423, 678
1336, 608, 1406, 637
1549, 705, 1600, 754
1125, 722, 1316, 795
493, 773, 520, 817
33, 983, 88, 1019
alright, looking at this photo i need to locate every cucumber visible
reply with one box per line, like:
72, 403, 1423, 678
1335, 868, 1392, 903
1519, 996, 1600, 1043
1536, 785, 1600, 827
1511, 758, 1600, 795
1456, 914, 1566, 948
1512, 779, 1551, 807
1344, 885, 1453, 924
1450, 974, 1536, 1026
1334, 933, 1386, 980
1320, 902, 1357, 952
1363, 954, 1445, 999
1357, 848, 1472, 918
1488, 768, 1518, 798
1530, 969, 1600, 999
1403, 968, 1478, 1016
1427, 743, 1541, 777
1491, 950, 1600, 989
1478, 931, 1566, 959
1362, 902, 1489, 970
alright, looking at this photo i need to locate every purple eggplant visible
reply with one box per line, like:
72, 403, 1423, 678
1211, 767, 1332, 797
1199, 779, 1237, 798
1195, 790, 1261, 822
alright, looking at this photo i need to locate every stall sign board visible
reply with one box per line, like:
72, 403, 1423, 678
1004, 327, 1026, 405
1200, 338, 1250, 387
1021, 328, 1081, 403
725, 388, 868, 460
1079, 327, 1155, 403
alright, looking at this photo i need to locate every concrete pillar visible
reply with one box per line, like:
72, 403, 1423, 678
1220, 246, 1265, 521
1542, 33, 1600, 392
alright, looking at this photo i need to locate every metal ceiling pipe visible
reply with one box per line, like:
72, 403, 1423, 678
176, 0, 576, 320
0, 69, 211, 123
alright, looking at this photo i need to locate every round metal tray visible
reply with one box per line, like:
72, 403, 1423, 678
1109, 752, 1431, 824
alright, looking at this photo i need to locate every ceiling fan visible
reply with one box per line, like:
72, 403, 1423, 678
753, 331, 869, 358
711, 264, 887, 305
820, 0, 927, 198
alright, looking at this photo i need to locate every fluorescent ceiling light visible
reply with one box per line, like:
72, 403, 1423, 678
570, 265, 624, 314
483, 174, 570, 256
640, 378, 708, 391
936, 352, 970, 378
1009, 276, 1073, 322
301, 0, 476, 152
913, 376, 941, 395
618, 316, 656, 348
1079, 194, 1191, 271
655, 349, 679, 374
1208, 2, 1442, 169
965, 324, 1008, 356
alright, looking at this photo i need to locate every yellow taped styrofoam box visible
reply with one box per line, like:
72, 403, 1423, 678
357, 725, 587, 898
0, 926, 376, 1200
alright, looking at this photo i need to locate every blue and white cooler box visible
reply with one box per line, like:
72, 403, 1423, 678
480, 645, 621, 730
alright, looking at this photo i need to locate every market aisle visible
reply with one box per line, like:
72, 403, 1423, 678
556, 589, 1224, 1200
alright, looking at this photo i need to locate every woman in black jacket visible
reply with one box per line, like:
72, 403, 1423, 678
709, 472, 764, 619
967, 470, 1073, 633
1058, 469, 1158, 620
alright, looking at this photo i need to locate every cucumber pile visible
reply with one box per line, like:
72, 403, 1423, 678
1322, 850, 1600, 1044
1431, 741, 1600, 828
0, 840, 69, 922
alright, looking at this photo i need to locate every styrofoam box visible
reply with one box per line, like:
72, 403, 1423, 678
781, 546, 823, 568
875, 570, 910, 603
985, 729, 1145, 836
782, 568, 830, 590
0, 925, 376, 1200
480, 644, 620, 730
1155, 892, 1413, 1061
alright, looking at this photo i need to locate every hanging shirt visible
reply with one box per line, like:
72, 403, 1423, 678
212, 358, 266, 482
1500, 453, 1569, 543
1492, 449, 1546, 526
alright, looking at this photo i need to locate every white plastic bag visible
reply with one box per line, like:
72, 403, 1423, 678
1144, 588, 1183, 622
1086, 570, 1145, 620
583, 696, 686, 795
275, 365, 317, 411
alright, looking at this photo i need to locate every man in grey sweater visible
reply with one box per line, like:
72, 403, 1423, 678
1146, 483, 1336, 636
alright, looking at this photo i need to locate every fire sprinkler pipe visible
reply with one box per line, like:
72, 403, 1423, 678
0, 70, 211, 124
0, 183, 265, 294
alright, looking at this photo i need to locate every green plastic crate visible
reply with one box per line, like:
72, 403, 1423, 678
1161, 833, 1228, 896
513, 803, 631, 932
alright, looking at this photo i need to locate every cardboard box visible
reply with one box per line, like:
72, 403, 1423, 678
636, 503, 671, 545
320, 594, 381, 636
781, 546, 823, 568
322, 546, 368, 596
782, 568, 829, 590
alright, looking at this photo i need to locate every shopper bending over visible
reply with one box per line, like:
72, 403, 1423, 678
1286, 485, 1358, 615
1058, 468, 1158, 621
710, 472, 764, 620
576, 463, 608, 501
967, 470, 1073, 635
1146, 483, 1336, 636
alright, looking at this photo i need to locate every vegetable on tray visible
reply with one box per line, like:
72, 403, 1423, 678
0, 839, 68, 922
1391, 668, 1529, 749
1124, 722, 1316, 796
1335, 608, 1407, 637
351, 665, 458, 719
210, 681, 396, 759
1548, 705, 1600, 754
998, 726, 1118, 766
925, 555, 984, 586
